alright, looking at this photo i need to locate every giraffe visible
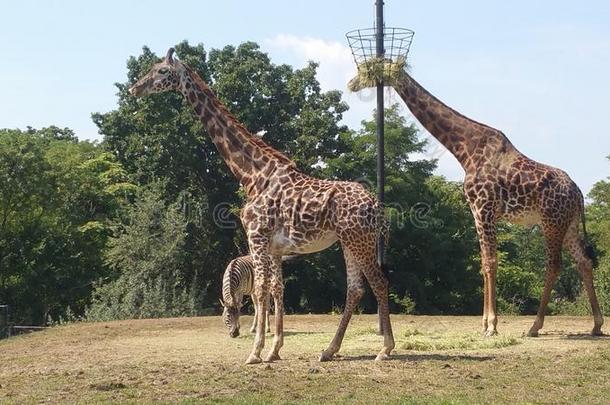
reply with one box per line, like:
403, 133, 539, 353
129, 48, 395, 364
349, 66, 604, 337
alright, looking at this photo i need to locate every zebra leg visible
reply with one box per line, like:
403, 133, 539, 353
264, 255, 284, 362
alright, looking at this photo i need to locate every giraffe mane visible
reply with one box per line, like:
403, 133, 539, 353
394, 72, 506, 136
181, 63, 297, 169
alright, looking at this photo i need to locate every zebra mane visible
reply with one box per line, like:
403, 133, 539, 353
221, 265, 237, 308
222, 256, 253, 308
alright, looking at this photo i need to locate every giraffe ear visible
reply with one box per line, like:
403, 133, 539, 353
166, 47, 176, 65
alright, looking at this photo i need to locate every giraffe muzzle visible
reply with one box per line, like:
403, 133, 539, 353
128, 84, 143, 97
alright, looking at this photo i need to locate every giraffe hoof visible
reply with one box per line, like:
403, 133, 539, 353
484, 329, 498, 338
245, 354, 263, 365
527, 329, 539, 337
264, 353, 281, 362
375, 352, 391, 362
319, 351, 334, 362
591, 328, 604, 336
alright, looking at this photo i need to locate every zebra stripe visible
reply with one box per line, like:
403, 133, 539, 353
221, 255, 298, 307
222, 255, 255, 307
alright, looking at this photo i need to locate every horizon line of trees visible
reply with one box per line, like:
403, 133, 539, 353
1, 41, 609, 326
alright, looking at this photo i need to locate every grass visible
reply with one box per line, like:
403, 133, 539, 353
1, 315, 609, 404
400, 330, 520, 351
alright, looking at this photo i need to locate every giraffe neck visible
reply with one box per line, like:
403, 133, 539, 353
177, 64, 296, 196
393, 71, 514, 171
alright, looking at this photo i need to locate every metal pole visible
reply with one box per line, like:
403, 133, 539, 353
0, 305, 8, 339
375, 0, 385, 267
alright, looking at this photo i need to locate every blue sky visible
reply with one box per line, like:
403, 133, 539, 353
1, 1, 609, 193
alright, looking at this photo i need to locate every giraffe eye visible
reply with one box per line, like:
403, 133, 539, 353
159, 67, 169, 74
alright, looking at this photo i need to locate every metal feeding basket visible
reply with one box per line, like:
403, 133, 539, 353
346, 27, 414, 85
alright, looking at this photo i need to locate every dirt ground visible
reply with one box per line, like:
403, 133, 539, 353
1, 314, 609, 404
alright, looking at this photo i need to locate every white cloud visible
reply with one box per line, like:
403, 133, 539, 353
264, 34, 354, 91
264, 34, 376, 129
264, 34, 394, 128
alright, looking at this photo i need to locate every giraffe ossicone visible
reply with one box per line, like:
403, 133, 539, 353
349, 61, 604, 337
130, 47, 395, 364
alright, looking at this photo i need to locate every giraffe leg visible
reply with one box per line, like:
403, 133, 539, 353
377, 307, 383, 336
245, 239, 271, 365
528, 226, 563, 337
473, 209, 499, 337
564, 219, 604, 335
250, 293, 258, 334
362, 259, 395, 361
246, 284, 269, 364
320, 250, 366, 362
484, 260, 499, 337
265, 292, 272, 333
264, 256, 284, 362
481, 271, 489, 334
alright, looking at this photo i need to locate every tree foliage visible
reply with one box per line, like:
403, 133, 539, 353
0, 127, 134, 324
583, 156, 610, 314
87, 184, 197, 320
2, 41, 607, 324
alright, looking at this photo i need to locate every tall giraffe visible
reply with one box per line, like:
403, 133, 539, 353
349, 67, 604, 337
130, 48, 395, 363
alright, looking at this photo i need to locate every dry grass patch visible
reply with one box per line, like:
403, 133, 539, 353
1, 315, 609, 404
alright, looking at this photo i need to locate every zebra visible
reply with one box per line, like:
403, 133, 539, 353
220, 255, 271, 338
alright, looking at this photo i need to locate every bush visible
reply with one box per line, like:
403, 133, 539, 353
86, 185, 198, 321
389, 292, 416, 315
496, 254, 542, 315
551, 263, 610, 316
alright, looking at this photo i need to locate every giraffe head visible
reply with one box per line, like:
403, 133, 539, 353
347, 74, 370, 93
220, 299, 242, 338
129, 48, 182, 97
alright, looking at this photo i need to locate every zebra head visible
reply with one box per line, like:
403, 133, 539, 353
220, 299, 241, 338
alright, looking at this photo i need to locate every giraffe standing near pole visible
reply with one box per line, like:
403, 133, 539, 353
130, 48, 395, 364
349, 66, 604, 337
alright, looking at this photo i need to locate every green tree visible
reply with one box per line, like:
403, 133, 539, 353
584, 155, 610, 314
4, 39, 603, 324
0, 128, 134, 324
87, 184, 196, 320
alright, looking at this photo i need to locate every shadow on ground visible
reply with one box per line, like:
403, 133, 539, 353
335, 353, 495, 362
529, 331, 609, 340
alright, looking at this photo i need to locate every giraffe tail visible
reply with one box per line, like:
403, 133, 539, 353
581, 209, 598, 267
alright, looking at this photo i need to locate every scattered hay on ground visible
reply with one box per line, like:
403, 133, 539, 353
400, 330, 521, 351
